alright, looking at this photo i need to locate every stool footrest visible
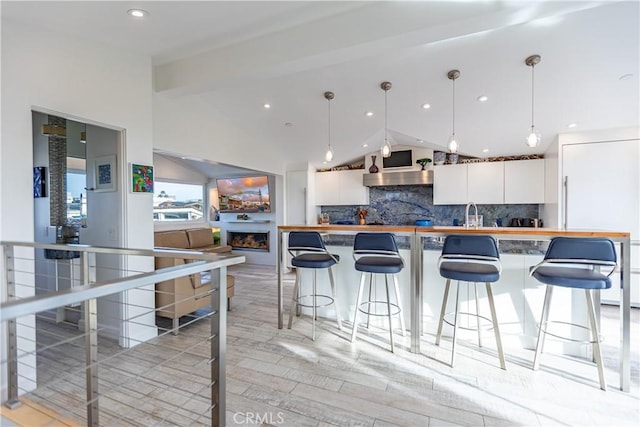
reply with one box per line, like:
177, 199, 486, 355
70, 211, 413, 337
357, 301, 401, 317
539, 320, 604, 344
442, 311, 496, 332
295, 294, 335, 309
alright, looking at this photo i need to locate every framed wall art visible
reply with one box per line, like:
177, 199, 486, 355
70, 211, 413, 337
131, 163, 154, 193
33, 166, 47, 198
94, 155, 116, 192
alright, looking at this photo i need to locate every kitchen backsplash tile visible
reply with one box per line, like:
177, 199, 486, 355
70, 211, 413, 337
321, 185, 539, 226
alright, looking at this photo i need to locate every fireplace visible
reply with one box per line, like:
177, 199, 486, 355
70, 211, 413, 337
227, 231, 270, 252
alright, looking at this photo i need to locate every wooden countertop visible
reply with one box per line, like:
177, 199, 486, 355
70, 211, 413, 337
278, 224, 630, 238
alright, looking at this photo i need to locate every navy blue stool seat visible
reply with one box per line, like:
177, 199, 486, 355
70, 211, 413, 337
530, 237, 617, 390
351, 233, 406, 353
287, 232, 342, 340
435, 235, 506, 369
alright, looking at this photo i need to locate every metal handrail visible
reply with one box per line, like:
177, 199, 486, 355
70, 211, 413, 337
1, 261, 229, 322
1, 240, 238, 261
1, 240, 245, 426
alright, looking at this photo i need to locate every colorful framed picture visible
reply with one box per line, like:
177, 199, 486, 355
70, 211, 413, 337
131, 163, 154, 193
94, 155, 116, 192
33, 166, 47, 198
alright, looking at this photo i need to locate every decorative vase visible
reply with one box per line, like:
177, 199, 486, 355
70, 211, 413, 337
359, 218, 365, 225
369, 155, 379, 173
434, 151, 446, 165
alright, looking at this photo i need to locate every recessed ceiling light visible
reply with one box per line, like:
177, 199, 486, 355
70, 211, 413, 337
421, 103, 431, 110
417, 139, 424, 143
477, 95, 488, 102
127, 9, 149, 18
365, 111, 374, 117
362, 144, 368, 148
482, 148, 489, 153
567, 123, 577, 128
322, 161, 327, 164
619, 73, 633, 81
263, 103, 271, 109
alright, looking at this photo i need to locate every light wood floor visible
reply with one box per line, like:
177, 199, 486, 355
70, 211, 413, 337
9, 263, 640, 426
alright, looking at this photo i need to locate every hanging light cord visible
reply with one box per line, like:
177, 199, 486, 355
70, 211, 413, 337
530, 63, 535, 128
452, 77, 456, 136
384, 88, 388, 141
328, 97, 332, 149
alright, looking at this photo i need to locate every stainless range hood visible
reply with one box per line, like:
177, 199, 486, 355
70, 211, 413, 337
363, 170, 433, 186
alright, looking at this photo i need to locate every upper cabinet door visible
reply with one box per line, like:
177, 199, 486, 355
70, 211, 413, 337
314, 170, 369, 205
504, 159, 545, 204
433, 164, 468, 205
467, 162, 504, 204
314, 171, 340, 205
339, 170, 369, 205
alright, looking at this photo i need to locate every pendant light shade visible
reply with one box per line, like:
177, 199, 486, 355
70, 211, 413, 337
447, 70, 460, 153
324, 91, 335, 162
525, 55, 541, 148
380, 81, 392, 158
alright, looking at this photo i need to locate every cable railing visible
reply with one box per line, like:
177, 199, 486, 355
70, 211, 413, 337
1, 241, 245, 426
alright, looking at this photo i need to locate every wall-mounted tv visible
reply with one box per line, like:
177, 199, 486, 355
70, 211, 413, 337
216, 176, 271, 213
382, 149, 413, 168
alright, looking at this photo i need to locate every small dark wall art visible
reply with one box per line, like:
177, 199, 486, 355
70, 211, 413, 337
131, 163, 154, 193
33, 166, 47, 198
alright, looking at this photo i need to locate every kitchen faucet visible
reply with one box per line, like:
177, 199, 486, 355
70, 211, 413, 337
465, 201, 479, 229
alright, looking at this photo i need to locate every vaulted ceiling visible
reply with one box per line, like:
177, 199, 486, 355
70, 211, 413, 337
3, 1, 639, 171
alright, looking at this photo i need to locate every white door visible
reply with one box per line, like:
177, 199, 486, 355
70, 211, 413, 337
563, 139, 640, 305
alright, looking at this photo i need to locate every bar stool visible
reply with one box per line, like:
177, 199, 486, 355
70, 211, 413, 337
530, 237, 617, 390
287, 231, 342, 340
435, 235, 506, 369
351, 233, 406, 353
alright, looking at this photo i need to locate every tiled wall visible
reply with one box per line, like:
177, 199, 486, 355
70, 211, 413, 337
321, 185, 539, 226
48, 115, 67, 226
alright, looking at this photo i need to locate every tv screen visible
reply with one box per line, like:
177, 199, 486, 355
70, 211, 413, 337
382, 149, 413, 168
216, 176, 271, 213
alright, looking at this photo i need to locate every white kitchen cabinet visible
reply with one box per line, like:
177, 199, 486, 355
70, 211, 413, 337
433, 164, 467, 204
467, 162, 504, 204
314, 170, 369, 205
504, 159, 545, 204
435, 159, 546, 205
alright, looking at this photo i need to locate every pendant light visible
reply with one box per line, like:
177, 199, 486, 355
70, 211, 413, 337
324, 91, 335, 162
447, 70, 460, 153
525, 54, 541, 148
380, 81, 392, 158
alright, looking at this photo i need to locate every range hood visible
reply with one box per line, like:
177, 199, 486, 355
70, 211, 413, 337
363, 170, 433, 187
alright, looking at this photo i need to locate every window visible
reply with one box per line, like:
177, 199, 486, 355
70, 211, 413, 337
154, 181, 204, 222
66, 170, 87, 222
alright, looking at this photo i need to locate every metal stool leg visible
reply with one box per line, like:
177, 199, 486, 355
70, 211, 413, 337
288, 268, 301, 329
393, 275, 406, 337
435, 279, 451, 346
485, 283, 506, 370
366, 274, 373, 329
384, 274, 395, 353
533, 285, 553, 370
312, 270, 317, 340
451, 281, 461, 367
351, 272, 367, 343
475, 283, 483, 348
327, 267, 342, 331
585, 289, 607, 391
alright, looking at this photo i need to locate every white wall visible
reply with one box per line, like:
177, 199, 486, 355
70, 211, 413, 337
1, 21, 155, 399
153, 93, 286, 176
154, 153, 208, 184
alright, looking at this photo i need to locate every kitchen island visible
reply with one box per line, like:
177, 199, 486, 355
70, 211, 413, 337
277, 224, 632, 391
